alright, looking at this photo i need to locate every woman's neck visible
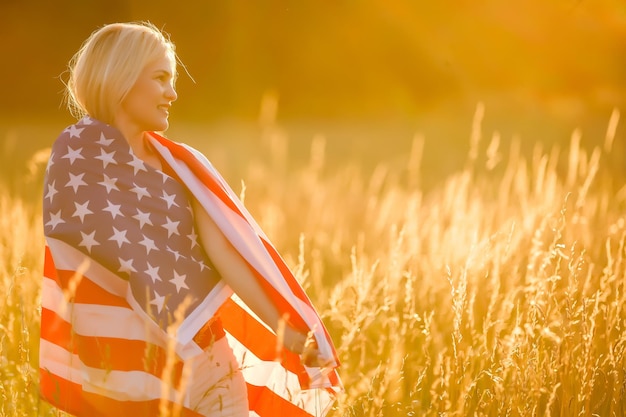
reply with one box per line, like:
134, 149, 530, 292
110, 112, 163, 170
126, 131, 148, 156
115, 124, 163, 171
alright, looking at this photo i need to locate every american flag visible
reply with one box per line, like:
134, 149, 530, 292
40, 116, 342, 416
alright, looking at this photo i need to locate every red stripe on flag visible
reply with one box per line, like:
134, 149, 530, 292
260, 238, 310, 303
219, 299, 307, 376
80, 392, 206, 417
327, 370, 342, 388
54, 269, 130, 307
74, 334, 185, 383
41, 307, 76, 353
247, 383, 314, 417
40, 368, 83, 416
252, 266, 309, 332
44, 246, 59, 283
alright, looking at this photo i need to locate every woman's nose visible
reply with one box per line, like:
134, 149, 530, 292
166, 83, 178, 102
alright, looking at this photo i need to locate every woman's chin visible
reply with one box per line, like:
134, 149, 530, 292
152, 120, 169, 132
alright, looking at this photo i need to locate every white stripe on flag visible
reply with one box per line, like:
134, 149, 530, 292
40, 339, 83, 384
81, 368, 180, 402
41, 277, 71, 321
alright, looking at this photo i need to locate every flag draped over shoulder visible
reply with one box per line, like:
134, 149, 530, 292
40, 117, 342, 417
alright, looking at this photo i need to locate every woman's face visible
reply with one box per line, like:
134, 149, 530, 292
117, 52, 177, 134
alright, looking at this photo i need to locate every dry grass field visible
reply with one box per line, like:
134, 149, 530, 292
1, 107, 625, 416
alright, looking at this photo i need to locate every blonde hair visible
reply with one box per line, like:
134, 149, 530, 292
65, 22, 177, 123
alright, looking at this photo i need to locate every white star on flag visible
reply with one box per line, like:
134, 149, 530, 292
96, 131, 114, 146
118, 257, 137, 274
166, 246, 185, 261
130, 184, 150, 201
65, 173, 87, 193
78, 230, 99, 253
133, 209, 153, 228
169, 271, 189, 293
145, 263, 162, 283
45, 210, 65, 230
162, 216, 180, 238
102, 201, 123, 219
45, 152, 55, 174
187, 230, 199, 249
160, 191, 179, 209
139, 236, 158, 255
95, 149, 117, 169
62, 146, 85, 165
149, 290, 165, 314
129, 156, 147, 175
45, 181, 58, 203
98, 174, 119, 194
72, 201, 93, 223
66, 125, 84, 138
192, 257, 210, 272
109, 227, 130, 248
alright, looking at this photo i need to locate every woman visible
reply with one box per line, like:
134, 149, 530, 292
40, 22, 341, 417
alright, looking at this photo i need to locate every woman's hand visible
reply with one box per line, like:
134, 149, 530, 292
281, 325, 333, 368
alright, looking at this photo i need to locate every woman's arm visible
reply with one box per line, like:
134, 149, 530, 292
191, 198, 325, 365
